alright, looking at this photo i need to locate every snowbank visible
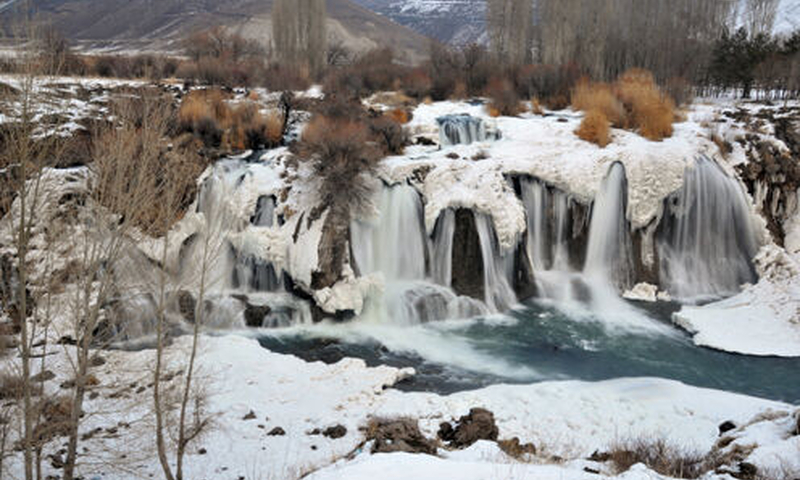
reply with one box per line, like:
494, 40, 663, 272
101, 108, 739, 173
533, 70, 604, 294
22, 333, 788, 480
674, 245, 800, 357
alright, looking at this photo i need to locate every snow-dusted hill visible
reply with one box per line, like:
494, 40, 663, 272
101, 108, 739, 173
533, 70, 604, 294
353, 0, 487, 45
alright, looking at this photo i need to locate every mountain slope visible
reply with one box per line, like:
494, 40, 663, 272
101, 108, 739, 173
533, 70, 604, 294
354, 0, 486, 45
0, 0, 431, 63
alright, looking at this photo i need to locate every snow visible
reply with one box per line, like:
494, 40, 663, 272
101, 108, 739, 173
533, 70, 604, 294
380, 100, 725, 249
6, 330, 793, 480
674, 245, 800, 357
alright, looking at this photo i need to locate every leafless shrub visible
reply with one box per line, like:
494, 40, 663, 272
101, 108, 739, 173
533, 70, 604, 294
607, 437, 710, 479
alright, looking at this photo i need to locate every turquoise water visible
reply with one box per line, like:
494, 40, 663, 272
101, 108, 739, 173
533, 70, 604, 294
258, 298, 800, 403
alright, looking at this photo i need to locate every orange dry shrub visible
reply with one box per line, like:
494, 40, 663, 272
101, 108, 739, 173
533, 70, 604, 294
614, 69, 675, 141
576, 110, 611, 147
485, 78, 521, 117
530, 97, 544, 116
178, 89, 232, 130
387, 108, 411, 124
228, 103, 284, 150
571, 80, 625, 127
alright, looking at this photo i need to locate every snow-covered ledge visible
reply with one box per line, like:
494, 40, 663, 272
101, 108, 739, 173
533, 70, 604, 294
673, 245, 800, 357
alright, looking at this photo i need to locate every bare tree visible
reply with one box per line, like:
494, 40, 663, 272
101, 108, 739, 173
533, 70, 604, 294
536, 0, 738, 82
488, 0, 533, 65
272, 0, 327, 77
744, 0, 780, 37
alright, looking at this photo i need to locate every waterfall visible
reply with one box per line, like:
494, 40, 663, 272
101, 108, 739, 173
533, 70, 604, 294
351, 184, 427, 280
475, 214, 517, 312
431, 209, 455, 287
252, 195, 276, 227
584, 162, 633, 287
352, 185, 491, 325
657, 157, 759, 302
437, 114, 497, 146
521, 178, 548, 270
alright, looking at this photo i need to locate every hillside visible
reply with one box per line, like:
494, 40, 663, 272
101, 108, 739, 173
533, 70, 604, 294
0, 0, 432, 62
354, 0, 487, 45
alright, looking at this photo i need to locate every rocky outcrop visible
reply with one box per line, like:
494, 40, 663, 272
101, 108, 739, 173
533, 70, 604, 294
312, 206, 351, 291
449, 209, 485, 302
437, 407, 499, 449
367, 418, 438, 455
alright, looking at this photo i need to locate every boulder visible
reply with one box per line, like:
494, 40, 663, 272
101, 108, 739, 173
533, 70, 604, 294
323, 425, 347, 439
449, 209, 485, 302
437, 407, 499, 449
243, 303, 272, 328
718, 421, 737, 435
367, 418, 437, 455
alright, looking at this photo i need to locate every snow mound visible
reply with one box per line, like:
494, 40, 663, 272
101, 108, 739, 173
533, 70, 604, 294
673, 245, 800, 357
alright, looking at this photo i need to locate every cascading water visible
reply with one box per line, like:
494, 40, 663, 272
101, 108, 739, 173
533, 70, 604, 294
351, 185, 489, 325
437, 114, 498, 146
474, 214, 517, 312
518, 165, 665, 333
521, 178, 548, 270
351, 185, 427, 280
583, 162, 633, 287
177, 158, 312, 329
431, 209, 455, 287
657, 157, 759, 302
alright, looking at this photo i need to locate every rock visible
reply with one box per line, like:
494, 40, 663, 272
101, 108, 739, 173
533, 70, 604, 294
243, 410, 256, 420
367, 418, 437, 455
268, 427, 286, 436
738, 462, 758, 479
198, 448, 207, 455
497, 437, 536, 458
449, 209, 485, 302
794, 410, 800, 436
90, 355, 106, 367
323, 425, 347, 439
177, 291, 196, 323
243, 303, 272, 328
438, 407, 499, 449
718, 421, 737, 435
31, 370, 56, 383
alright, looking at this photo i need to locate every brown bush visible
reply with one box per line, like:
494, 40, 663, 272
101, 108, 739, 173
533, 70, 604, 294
368, 115, 408, 155
614, 69, 675, 141
607, 438, 708, 479
576, 110, 611, 147
263, 63, 311, 92
530, 97, 544, 115
228, 103, 284, 150
572, 80, 625, 127
295, 115, 382, 213
486, 78, 521, 117
387, 108, 411, 124
402, 68, 433, 100
178, 89, 233, 147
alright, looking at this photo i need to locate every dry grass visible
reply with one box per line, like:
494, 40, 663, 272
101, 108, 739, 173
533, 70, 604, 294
179, 90, 282, 150
530, 97, 544, 116
576, 110, 611, 147
607, 438, 707, 479
386, 108, 411, 125
571, 69, 677, 145
486, 78, 521, 117
572, 81, 625, 127
614, 69, 675, 141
